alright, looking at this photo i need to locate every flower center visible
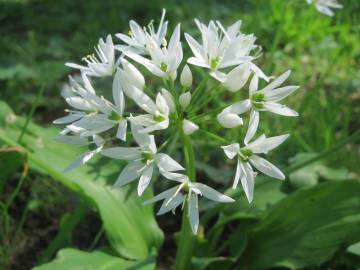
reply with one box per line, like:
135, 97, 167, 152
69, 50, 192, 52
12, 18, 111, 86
153, 112, 166, 122
251, 92, 265, 109
181, 182, 190, 194
108, 111, 122, 122
239, 148, 253, 162
160, 62, 168, 72
141, 151, 154, 163
210, 57, 220, 70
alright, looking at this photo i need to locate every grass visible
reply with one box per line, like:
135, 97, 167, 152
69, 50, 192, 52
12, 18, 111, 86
0, 0, 359, 269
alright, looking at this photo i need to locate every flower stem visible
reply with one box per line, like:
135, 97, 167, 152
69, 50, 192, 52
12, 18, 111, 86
174, 133, 196, 270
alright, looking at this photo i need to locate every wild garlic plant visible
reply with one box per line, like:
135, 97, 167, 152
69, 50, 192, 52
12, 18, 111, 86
54, 9, 299, 260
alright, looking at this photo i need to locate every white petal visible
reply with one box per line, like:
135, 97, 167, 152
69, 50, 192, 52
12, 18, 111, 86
182, 119, 199, 135
249, 75, 259, 95
227, 100, 251, 114
188, 193, 199, 234
156, 93, 170, 115
195, 183, 234, 203
240, 162, 255, 202
248, 134, 289, 154
144, 186, 179, 205
185, 33, 205, 60
112, 69, 124, 110
249, 155, 285, 180
187, 57, 210, 68
223, 63, 251, 92
262, 70, 291, 92
64, 148, 100, 172
116, 119, 127, 141
130, 120, 153, 147
140, 119, 169, 133
113, 161, 143, 187
221, 143, 240, 159
265, 86, 299, 102
157, 193, 184, 215
244, 110, 259, 145
126, 85, 158, 114
65, 97, 93, 111
233, 158, 241, 189
263, 102, 299, 117
101, 147, 141, 160
138, 164, 154, 196
121, 58, 145, 90
55, 135, 88, 146
155, 153, 184, 172
159, 171, 189, 183
53, 113, 84, 124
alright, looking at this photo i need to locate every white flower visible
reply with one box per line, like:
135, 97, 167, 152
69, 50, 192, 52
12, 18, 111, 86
66, 35, 115, 77
56, 134, 104, 172
306, 0, 343, 16
124, 24, 183, 80
126, 86, 170, 133
222, 131, 289, 202
144, 172, 234, 234
101, 122, 184, 196
54, 72, 128, 140
217, 70, 299, 142
116, 9, 168, 55
183, 119, 199, 135
180, 65, 193, 88
185, 19, 268, 82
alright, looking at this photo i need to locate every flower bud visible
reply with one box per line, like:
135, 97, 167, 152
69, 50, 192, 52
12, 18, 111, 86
179, 92, 191, 109
180, 65, 193, 88
223, 63, 251, 92
121, 59, 145, 90
161, 88, 176, 113
183, 119, 199, 135
217, 112, 243, 128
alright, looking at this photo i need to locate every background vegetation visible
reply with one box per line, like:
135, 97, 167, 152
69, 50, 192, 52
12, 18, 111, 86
0, 0, 359, 269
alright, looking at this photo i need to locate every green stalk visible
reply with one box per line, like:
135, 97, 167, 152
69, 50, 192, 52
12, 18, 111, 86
18, 84, 46, 143
174, 133, 196, 270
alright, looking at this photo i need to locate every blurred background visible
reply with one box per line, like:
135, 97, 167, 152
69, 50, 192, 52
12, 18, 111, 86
0, 0, 359, 269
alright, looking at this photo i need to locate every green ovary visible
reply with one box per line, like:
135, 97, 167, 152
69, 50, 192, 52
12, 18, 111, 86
210, 57, 220, 70
108, 111, 122, 121
251, 92, 265, 109
160, 63, 168, 72
239, 148, 253, 162
141, 151, 154, 162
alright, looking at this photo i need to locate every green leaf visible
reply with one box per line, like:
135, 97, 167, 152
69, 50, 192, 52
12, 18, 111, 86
289, 153, 358, 188
32, 248, 156, 270
191, 256, 234, 270
241, 181, 360, 269
0, 101, 163, 259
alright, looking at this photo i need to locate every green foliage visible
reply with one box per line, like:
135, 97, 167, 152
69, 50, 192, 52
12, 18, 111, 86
32, 248, 156, 270
241, 181, 360, 269
0, 101, 163, 260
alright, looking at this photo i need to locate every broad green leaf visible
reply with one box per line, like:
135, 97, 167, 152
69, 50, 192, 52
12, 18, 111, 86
0, 101, 163, 259
191, 256, 234, 270
241, 181, 360, 269
289, 153, 357, 188
32, 248, 155, 270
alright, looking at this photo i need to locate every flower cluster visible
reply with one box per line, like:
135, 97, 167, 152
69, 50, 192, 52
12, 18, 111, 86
54, 10, 299, 234
306, 0, 343, 16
